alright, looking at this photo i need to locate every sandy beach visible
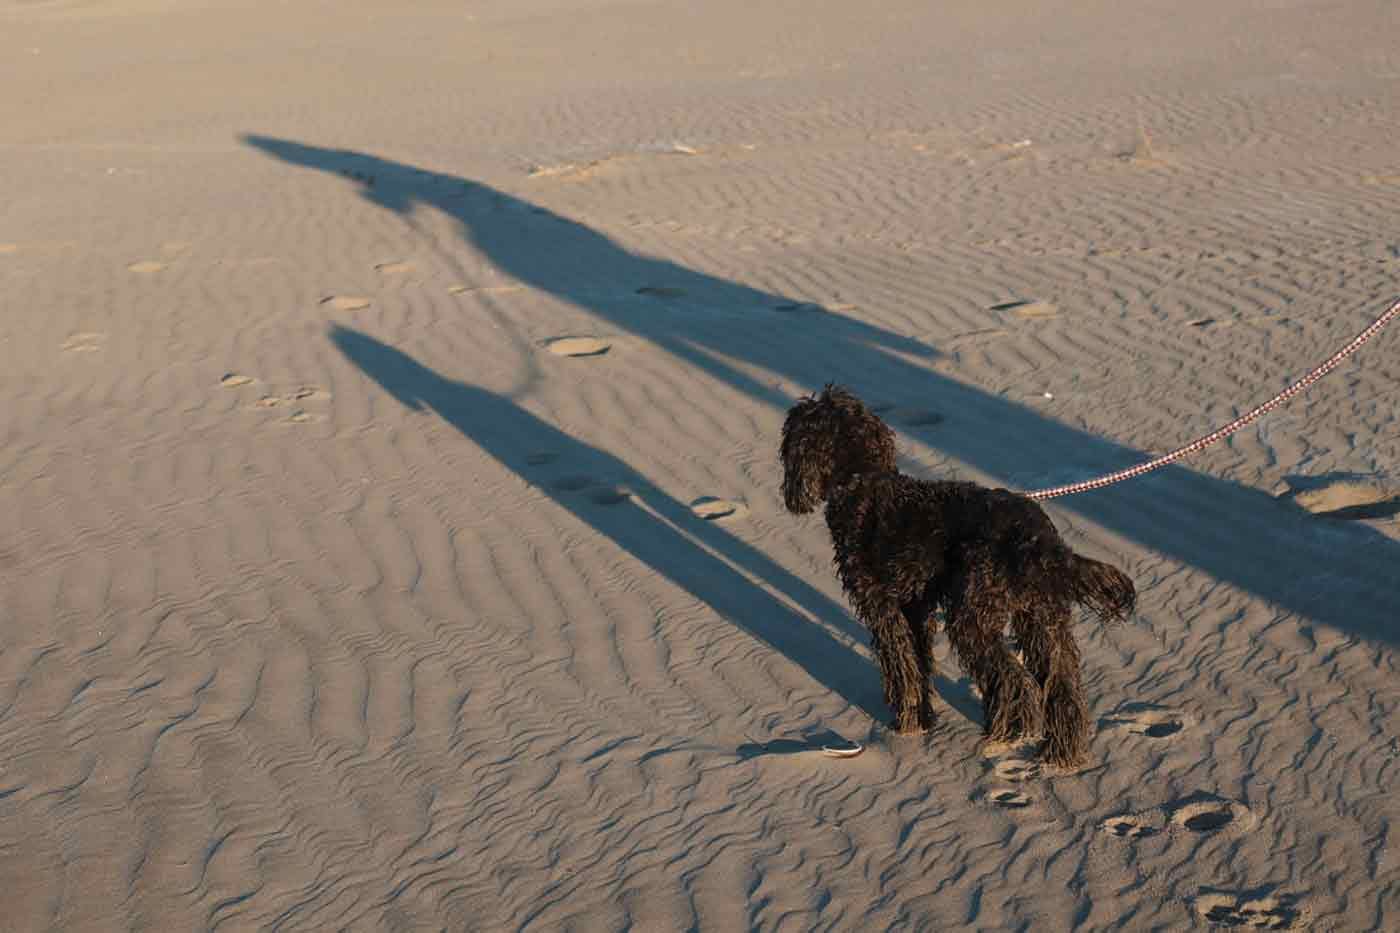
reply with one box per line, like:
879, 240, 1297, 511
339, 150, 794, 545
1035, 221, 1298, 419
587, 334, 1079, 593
2, 0, 1399, 928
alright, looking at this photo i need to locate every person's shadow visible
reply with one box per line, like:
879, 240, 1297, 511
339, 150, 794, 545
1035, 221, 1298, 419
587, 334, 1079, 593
244, 133, 937, 412
250, 135, 1400, 648
330, 325, 896, 722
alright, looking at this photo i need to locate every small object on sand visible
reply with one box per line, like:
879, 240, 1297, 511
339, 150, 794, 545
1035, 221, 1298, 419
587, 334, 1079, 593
821, 742, 864, 759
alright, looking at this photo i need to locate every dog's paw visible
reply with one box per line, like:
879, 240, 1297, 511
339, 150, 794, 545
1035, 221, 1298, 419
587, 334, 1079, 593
1039, 734, 1089, 770
888, 720, 929, 737
887, 709, 935, 736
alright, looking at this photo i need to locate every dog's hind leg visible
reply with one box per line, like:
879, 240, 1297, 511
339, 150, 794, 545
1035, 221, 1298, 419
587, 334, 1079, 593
946, 559, 1043, 743
1013, 603, 1090, 767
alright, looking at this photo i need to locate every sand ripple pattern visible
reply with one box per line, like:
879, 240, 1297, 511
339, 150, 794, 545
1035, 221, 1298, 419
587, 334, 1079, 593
3, 0, 1400, 929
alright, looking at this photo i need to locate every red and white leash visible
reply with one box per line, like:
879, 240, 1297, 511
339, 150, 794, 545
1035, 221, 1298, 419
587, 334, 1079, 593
1023, 297, 1400, 501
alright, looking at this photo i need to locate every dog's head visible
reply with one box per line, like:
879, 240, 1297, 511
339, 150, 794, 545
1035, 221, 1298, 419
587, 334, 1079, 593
780, 384, 897, 513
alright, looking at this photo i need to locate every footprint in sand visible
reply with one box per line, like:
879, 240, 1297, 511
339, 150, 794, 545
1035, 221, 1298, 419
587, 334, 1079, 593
62, 332, 106, 353
1168, 793, 1256, 834
220, 373, 255, 388
375, 260, 415, 276
637, 285, 688, 300
449, 283, 524, 296
288, 385, 331, 402
690, 497, 749, 521
550, 475, 631, 504
983, 787, 1032, 809
320, 295, 373, 312
1103, 706, 1193, 740
900, 409, 945, 429
991, 299, 1058, 320
588, 485, 632, 505
252, 386, 331, 411
528, 161, 594, 180
338, 169, 376, 187
992, 758, 1042, 782
283, 410, 323, 425
127, 260, 166, 274
543, 336, 612, 358
1193, 890, 1307, 929
1100, 815, 1159, 839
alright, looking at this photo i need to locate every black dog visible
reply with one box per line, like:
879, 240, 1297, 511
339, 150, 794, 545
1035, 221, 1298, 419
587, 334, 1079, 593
780, 385, 1135, 766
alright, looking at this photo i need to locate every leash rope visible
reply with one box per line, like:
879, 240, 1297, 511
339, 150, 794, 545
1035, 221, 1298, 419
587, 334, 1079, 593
1023, 297, 1400, 501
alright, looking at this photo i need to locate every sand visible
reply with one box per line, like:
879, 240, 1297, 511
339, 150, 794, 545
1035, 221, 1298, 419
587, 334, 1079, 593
2, 0, 1398, 929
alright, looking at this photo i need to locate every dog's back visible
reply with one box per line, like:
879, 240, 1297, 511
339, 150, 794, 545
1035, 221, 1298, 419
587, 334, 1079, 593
827, 474, 1134, 621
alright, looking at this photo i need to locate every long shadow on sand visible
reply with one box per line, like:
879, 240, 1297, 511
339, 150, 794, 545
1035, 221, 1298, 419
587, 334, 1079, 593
331, 325, 895, 722
252, 135, 1399, 647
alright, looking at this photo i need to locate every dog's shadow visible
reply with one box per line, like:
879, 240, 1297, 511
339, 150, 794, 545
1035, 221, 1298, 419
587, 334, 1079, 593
735, 728, 865, 761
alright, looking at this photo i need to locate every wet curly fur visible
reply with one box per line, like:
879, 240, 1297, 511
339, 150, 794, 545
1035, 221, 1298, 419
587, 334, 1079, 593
780, 385, 1135, 767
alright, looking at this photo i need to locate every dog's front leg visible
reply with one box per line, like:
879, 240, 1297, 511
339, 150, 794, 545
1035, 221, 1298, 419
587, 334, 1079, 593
864, 599, 927, 734
901, 599, 937, 731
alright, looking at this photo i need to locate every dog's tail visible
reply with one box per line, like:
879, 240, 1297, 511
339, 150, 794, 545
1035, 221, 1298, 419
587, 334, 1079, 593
1068, 554, 1136, 623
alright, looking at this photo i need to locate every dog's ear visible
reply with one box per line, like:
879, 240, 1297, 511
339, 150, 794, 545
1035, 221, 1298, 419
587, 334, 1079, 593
780, 395, 832, 514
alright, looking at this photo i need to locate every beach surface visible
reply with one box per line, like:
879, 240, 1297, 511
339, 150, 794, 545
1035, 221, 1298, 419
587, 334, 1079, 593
2, 1, 1399, 928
